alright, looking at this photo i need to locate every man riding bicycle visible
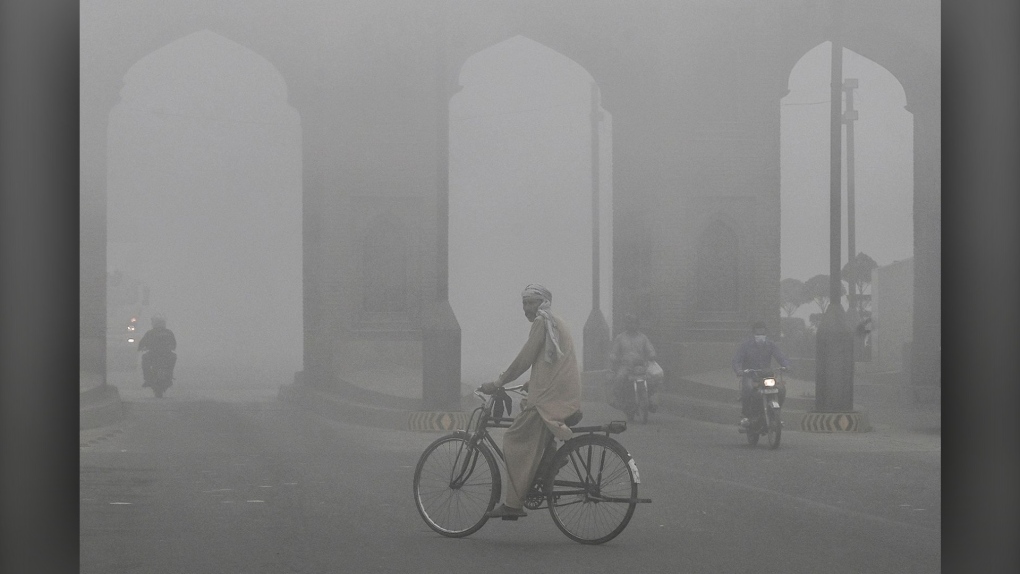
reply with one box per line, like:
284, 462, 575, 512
479, 284, 581, 519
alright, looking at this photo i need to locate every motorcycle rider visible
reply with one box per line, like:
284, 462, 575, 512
608, 313, 661, 415
138, 314, 177, 388
732, 320, 789, 428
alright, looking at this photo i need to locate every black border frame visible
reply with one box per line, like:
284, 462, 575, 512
2, 1, 1018, 571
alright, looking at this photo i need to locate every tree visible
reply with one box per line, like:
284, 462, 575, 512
808, 312, 823, 331
803, 274, 846, 314
842, 252, 878, 312
779, 278, 809, 317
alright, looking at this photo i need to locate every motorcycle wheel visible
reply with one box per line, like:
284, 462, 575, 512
636, 381, 650, 424
746, 420, 760, 446
766, 407, 782, 449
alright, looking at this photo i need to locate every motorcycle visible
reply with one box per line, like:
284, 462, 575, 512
739, 368, 784, 448
614, 362, 654, 424
143, 351, 176, 398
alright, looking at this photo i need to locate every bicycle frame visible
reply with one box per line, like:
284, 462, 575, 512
465, 386, 629, 457
463, 386, 645, 504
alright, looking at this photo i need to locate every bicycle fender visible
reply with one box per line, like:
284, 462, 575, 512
627, 458, 641, 484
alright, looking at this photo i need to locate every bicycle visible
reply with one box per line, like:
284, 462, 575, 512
412, 385, 651, 544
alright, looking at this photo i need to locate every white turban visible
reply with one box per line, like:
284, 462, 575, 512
522, 284, 563, 363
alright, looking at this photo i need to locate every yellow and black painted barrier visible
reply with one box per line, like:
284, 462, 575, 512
407, 411, 471, 432
800, 411, 871, 433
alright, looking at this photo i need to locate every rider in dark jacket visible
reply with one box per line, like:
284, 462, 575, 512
138, 315, 177, 387
732, 321, 789, 428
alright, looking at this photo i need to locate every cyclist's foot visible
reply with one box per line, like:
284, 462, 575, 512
485, 504, 527, 519
739, 418, 750, 428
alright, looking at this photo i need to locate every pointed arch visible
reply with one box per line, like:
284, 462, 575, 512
119, 30, 297, 124
780, 42, 913, 284
448, 33, 613, 382
105, 28, 303, 376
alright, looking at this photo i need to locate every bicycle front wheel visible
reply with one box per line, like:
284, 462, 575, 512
545, 435, 638, 544
413, 432, 500, 537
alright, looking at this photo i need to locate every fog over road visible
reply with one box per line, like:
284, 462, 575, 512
82, 371, 939, 574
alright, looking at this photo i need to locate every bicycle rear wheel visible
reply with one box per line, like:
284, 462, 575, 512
413, 432, 500, 537
545, 435, 638, 544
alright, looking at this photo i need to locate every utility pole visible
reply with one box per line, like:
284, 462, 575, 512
843, 78, 859, 322
814, 1, 855, 414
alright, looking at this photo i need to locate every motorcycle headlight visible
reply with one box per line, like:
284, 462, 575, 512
763, 378, 777, 387
127, 338, 135, 343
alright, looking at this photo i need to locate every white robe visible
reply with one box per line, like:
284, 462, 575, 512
497, 313, 581, 507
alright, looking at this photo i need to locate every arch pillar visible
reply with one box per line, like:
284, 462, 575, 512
80, 78, 121, 385
421, 12, 462, 410
296, 87, 332, 386
906, 84, 941, 403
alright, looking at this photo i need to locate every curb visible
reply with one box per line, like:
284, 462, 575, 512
280, 377, 909, 436
281, 380, 817, 433
279, 383, 471, 432
800, 411, 872, 433
666, 377, 816, 412
657, 392, 808, 431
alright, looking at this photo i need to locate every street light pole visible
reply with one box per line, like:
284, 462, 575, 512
843, 78, 859, 321
814, 2, 855, 413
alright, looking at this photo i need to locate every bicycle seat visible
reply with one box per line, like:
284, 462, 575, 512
564, 410, 583, 427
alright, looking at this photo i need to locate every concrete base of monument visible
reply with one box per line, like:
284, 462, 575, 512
800, 411, 872, 433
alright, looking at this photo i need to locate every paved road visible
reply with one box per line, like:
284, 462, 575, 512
82, 380, 940, 574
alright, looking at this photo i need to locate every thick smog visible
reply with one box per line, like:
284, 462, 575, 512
74, 2, 943, 573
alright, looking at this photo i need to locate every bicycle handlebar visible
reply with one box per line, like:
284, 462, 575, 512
472, 383, 527, 402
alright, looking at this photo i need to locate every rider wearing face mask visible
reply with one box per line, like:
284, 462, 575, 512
732, 320, 790, 428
